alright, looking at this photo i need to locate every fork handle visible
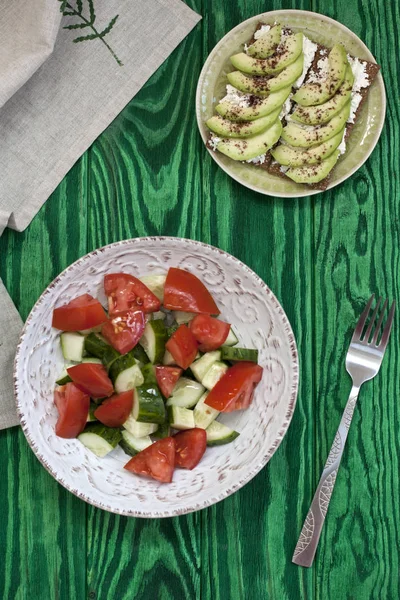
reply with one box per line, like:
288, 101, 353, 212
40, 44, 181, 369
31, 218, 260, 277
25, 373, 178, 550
292, 385, 360, 567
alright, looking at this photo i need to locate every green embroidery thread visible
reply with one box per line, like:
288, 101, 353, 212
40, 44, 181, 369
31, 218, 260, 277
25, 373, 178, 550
59, 0, 123, 66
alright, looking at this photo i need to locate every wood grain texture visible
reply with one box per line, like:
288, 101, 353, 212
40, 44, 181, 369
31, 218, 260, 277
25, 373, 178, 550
0, 0, 399, 598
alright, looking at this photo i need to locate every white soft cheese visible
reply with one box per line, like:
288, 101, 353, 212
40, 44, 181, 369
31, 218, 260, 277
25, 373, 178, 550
209, 137, 221, 151
220, 84, 251, 108
347, 55, 370, 91
246, 154, 267, 164
279, 94, 293, 120
253, 24, 271, 40
337, 129, 347, 155
295, 37, 318, 88
307, 56, 329, 84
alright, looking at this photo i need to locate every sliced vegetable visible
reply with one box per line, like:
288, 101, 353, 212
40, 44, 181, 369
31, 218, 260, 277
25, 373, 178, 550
168, 406, 195, 430
163, 349, 177, 366
138, 274, 166, 302
202, 362, 229, 391
54, 383, 90, 438
155, 366, 182, 398
139, 320, 168, 363
102, 345, 121, 372
78, 423, 122, 457
172, 311, 196, 325
132, 344, 150, 365
94, 390, 134, 427
166, 323, 179, 337
87, 403, 98, 422
123, 414, 158, 437
124, 437, 176, 483
152, 420, 171, 440
56, 368, 72, 386
102, 310, 146, 355
119, 431, 153, 456
164, 267, 220, 315
223, 327, 239, 347
114, 364, 144, 393
190, 351, 221, 383
67, 363, 114, 398
104, 273, 161, 316
84, 332, 110, 360
174, 428, 207, 469
60, 332, 86, 362
193, 392, 220, 430
205, 362, 263, 412
82, 357, 103, 364
189, 314, 230, 352
165, 324, 199, 370
133, 385, 166, 424
52, 294, 107, 332
141, 363, 157, 385
220, 346, 258, 363
206, 421, 240, 446
109, 351, 135, 381
166, 377, 205, 408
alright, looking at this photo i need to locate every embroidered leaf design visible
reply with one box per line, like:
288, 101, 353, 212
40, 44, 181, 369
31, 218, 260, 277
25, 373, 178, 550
59, 0, 68, 12
63, 22, 90, 30
99, 14, 119, 38
76, 0, 83, 12
73, 33, 99, 43
63, 10, 76, 15
88, 0, 96, 24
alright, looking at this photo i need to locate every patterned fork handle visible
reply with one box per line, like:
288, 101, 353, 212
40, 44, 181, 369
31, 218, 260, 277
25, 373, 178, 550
292, 385, 360, 567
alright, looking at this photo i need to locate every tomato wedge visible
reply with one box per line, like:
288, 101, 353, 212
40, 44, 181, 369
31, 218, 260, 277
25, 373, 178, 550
189, 314, 230, 352
102, 310, 146, 354
163, 268, 220, 315
174, 428, 207, 470
54, 383, 90, 438
104, 273, 161, 316
205, 362, 263, 412
124, 437, 176, 483
67, 363, 114, 398
52, 293, 107, 331
155, 366, 183, 398
165, 324, 198, 370
94, 390, 133, 427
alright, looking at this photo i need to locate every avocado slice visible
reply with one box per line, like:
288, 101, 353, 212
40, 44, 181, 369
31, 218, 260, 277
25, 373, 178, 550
227, 54, 304, 96
215, 120, 282, 161
291, 66, 354, 125
216, 85, 291, 122
246, 25, 282, 59
206, 108, 281, 138
281, 102, 350, 147
271, 129, 344, 166
285, 151, 340, 183
230, 33, 303, 76
292, 44, 348, 107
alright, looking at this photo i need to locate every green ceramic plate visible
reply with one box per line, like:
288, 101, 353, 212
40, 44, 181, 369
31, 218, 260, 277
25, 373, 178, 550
195, 10, 386, 198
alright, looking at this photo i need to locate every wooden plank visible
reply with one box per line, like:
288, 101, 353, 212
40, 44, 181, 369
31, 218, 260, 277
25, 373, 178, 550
311, 0, 400, 597
85, 4, 204, 598
200, 1, 315, 598
0, 157, 89, 600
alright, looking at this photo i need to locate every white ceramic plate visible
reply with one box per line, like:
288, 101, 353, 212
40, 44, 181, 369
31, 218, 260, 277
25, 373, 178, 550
14, 237, 298, 517
196, 10, 386, 198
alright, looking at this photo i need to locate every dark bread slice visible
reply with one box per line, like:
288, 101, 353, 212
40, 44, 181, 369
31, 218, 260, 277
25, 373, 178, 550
263, 45, 381, 190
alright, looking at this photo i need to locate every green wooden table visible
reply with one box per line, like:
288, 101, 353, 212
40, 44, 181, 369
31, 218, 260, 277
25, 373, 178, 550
1, 1, 399, 598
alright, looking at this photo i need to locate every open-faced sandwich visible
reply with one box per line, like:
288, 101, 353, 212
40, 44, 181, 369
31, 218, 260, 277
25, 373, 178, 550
206, 23, 380, 190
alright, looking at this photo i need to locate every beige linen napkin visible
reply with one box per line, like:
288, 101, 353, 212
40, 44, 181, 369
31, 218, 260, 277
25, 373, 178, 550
0, 0, 201, 429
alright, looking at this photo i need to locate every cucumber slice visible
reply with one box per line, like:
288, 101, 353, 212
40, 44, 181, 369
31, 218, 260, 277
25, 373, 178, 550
78, 423, 122, 457
109, 351, 136, 381
119, 431, 153, 456
123, 414, 158, 437
139, 274, 166, 302
152, 311, 166, 320
133, 385, 166, 424
166, 377, 205, 408
220, 347, 258, 363
82, 357, 103, 364
163, 349, 177, 366
206, 421, 240, 446
202, 362, 229, 390
168, 406, 195, 430
141, 363, 157, 385
132, 344, 150, 366
102, 346, 121, 372
172, 311, 195, 325
84, 333, 109, 359
151, 421, 171, 440
56, 367, 72, 385
223, 327, 239, 347
78, 324, 104, 335
166, 322, 179, 337
139, 320, 168, 364
114, 364, 144, 393
193, 392, 220, 429
87, 403, 98, 422
60, 332, 86, 362
190, 351, 221, 382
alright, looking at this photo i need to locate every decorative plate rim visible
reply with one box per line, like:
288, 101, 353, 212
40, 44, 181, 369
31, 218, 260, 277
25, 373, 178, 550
195, 9, 386, 198
14, 236, 299, 517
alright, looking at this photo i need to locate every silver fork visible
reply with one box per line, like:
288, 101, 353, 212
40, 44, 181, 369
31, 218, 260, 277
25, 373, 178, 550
292, 294, 395, 568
